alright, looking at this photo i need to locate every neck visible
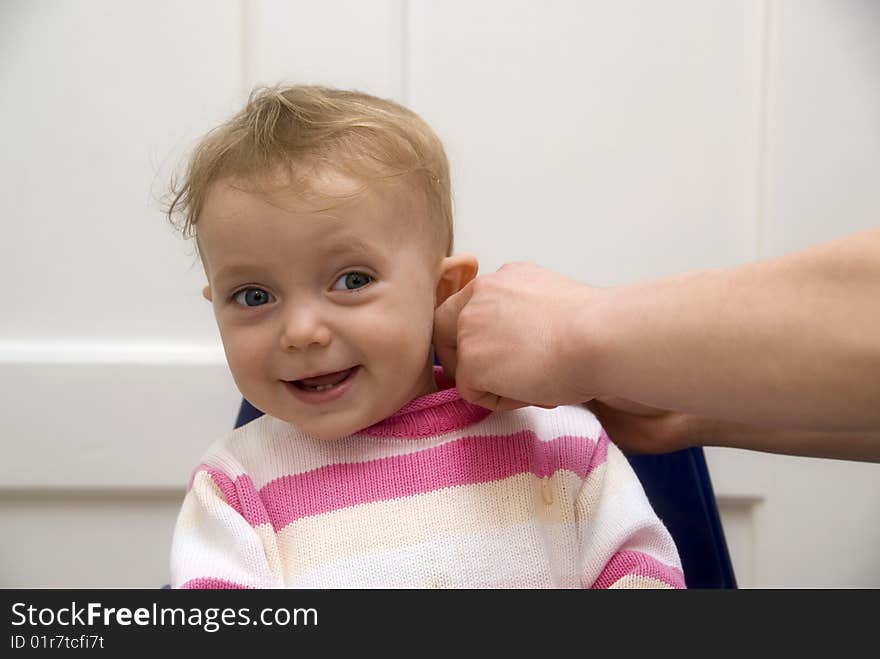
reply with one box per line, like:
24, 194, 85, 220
414, 361, 439, 397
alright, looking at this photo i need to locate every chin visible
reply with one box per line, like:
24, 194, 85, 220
300, 418, 367, 442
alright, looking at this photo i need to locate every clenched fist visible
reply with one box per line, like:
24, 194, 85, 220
433, 262, 604, 411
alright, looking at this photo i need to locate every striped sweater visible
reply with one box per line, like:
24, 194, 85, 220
170, 370, 685, 588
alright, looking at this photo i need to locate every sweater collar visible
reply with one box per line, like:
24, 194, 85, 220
361, 367, 492, 438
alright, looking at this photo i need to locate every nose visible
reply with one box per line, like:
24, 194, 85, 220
279, 302, 332, 351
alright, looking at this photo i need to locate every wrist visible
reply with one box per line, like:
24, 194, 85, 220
558, 283, 616, 401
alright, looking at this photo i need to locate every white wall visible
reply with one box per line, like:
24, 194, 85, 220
705, 0, 880, 587
1, 0, 877, 587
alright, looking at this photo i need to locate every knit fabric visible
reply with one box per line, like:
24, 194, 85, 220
170, 369, 685, 589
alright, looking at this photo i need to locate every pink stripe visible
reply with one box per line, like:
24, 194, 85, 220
590, 550, 686, 589
201, 466, 238, 509
361, 367, 491, 437
362, 395, 491, 437
179, 577, 253, 589
229, 473, 271, 526
255, 430, 609, 531
195, 465, 271, 527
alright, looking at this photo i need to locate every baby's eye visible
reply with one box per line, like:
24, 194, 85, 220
331, 272, 373, 291
232, 287, 274, 307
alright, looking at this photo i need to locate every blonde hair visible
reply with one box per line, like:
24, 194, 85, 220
166, 85, 453, 255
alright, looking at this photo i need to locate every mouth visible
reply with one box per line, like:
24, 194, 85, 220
283, 366, 361, 404
287, 366, 358, 392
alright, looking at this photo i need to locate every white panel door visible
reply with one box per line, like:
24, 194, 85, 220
706, 0, 880, 588
408, 0, 880, 587
408, 0, 761, 283
0, 0, 244, 587
3, 0, 877, 588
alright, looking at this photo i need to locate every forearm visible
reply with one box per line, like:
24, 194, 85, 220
580, 227, 880, 431
704, 422, 880, 463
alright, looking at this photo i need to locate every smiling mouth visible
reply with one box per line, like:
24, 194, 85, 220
287, 367, 358, 392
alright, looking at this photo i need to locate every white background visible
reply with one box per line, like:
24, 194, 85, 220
1, 0, 878, 587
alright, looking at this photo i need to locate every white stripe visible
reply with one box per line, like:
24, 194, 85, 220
577, 444, 682, 583
201, 404, 605, 488
609, 575, 674, 589
284, 520, 583, 588
272, 471, 584, 575
170, 472, 281, 588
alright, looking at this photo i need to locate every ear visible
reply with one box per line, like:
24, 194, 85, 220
435, 254, 478, 307
202, 285, 213, 302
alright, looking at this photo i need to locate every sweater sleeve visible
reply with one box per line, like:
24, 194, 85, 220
575, 433, 686, 589
170, 466, 284, 589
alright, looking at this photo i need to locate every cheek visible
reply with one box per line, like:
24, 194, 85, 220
218, 323, 269, 376
350, 292, 435, 362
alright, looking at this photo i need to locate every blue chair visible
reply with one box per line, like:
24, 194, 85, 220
234, 398, 737, 589
627, 450, 736, 588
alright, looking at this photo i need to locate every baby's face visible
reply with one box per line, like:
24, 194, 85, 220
198, 172, 441, 440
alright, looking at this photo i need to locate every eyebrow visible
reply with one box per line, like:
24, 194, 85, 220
212, 264, 262, 283
211, 237, 381, 284
321, 236, 377, 258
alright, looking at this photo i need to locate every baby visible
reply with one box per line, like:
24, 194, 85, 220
167, 85, 685, 588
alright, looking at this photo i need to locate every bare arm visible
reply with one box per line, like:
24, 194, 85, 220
587, 398, 880, 463
434, 227, 880, 448
585, 227, 880, 431
708, 427, 880, 462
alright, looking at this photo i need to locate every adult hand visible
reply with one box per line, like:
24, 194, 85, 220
433, 262, 601, 411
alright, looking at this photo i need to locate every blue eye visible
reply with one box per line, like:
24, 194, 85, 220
233, 287, 273, 307
331, 272, 373, 291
